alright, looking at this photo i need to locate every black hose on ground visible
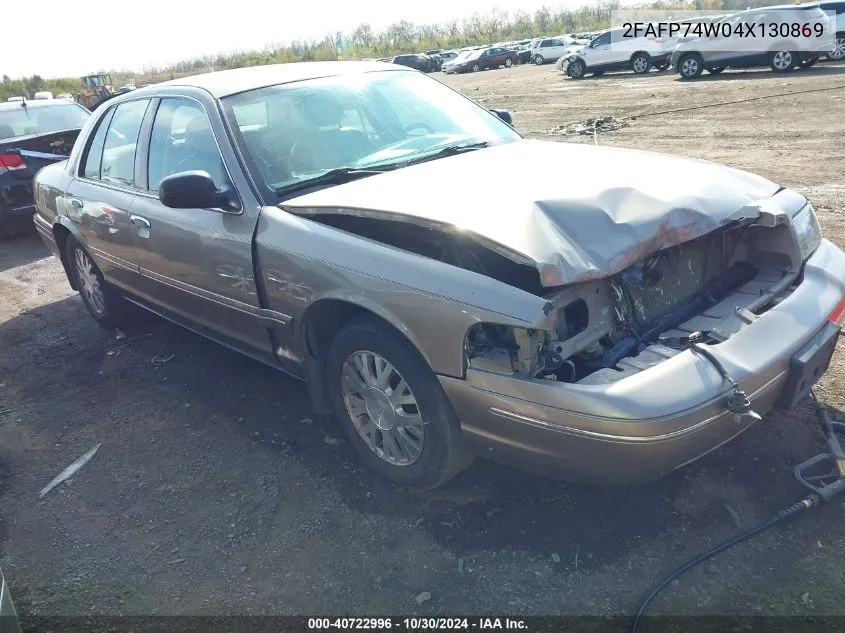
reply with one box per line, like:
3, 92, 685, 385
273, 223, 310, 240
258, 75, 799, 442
629, 493, 819, 633
630, 387, 843, 633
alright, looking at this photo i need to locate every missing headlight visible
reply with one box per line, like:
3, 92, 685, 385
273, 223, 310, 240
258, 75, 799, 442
792, 203, 822, 261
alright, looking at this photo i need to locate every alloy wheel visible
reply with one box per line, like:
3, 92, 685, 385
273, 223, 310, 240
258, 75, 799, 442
341, 351, 425, 467
73, 248, 106, 316
681, 57, 699, 78
772, 51, 793, 70
633, 56, 648, 73
830, 36, 845, 60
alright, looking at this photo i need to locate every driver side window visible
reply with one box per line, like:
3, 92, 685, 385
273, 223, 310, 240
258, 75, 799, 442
147, 98, 228, 193
592, 33, 611, 47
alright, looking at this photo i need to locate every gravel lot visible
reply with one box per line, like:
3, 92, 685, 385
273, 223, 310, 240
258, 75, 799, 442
1, 61, 845, 625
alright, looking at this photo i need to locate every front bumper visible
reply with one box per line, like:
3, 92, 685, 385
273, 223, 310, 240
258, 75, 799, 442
440, 239, 845, 486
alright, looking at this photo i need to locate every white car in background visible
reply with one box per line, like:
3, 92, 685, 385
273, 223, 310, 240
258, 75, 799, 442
560, 27, 670, 78
529, 36, 583, 64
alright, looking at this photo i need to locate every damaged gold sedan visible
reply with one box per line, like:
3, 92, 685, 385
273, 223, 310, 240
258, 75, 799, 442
32, 62, 845, 489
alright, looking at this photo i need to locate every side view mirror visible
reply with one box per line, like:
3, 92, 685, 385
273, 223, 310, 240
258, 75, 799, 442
158, 170, 240, 212
490, 108, 513, 126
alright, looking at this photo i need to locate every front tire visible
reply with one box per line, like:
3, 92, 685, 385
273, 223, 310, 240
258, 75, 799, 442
769, 50, 796, 72
65, 235, 125, 330
631, 52, 651, 74
534, 54, 545, 65
326, 315, 472, 490
678, 53, 703, 79
471, 62, 481, 72
567, 58, 586, 79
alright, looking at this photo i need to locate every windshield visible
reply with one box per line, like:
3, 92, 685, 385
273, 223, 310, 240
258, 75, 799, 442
222, 69, 521, 200
0, 103, 90, 140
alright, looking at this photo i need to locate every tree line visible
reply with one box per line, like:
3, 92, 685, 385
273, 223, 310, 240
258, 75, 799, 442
1, 0, 787, 102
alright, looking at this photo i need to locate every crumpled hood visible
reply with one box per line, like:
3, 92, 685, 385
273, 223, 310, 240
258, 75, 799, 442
282, 139, 784, 287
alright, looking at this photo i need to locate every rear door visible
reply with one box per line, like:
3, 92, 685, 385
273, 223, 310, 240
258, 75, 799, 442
128, 96, 272, 360
547, 39, 567, 60
64, 98, 151, 291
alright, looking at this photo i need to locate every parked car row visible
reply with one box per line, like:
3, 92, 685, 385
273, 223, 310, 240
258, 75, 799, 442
557, 2, 844, 80
672, 2, 840, 79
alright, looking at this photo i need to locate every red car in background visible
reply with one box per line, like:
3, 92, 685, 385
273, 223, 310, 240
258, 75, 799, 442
446, 46, 519, 73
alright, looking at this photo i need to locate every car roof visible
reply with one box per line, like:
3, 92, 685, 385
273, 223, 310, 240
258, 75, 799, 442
742, 2, 820, 10
0, 98, 83, 111
148, 61, 406, 98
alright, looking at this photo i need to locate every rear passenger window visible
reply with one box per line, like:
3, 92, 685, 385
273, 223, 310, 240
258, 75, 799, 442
147, 98, 227, 192
100, 99, 150, 187
82, 108, 114, 180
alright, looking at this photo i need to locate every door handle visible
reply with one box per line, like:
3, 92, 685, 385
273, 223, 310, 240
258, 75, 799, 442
130, 215, 151, 238
69, 198, 83, 210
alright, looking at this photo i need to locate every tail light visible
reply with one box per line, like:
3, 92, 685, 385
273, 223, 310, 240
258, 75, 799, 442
0, 153, 25, 175
828, 296, 845, 325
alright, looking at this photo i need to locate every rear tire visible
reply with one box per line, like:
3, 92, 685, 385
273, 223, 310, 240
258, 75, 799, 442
65, 235, 127, 330
326, 315, 473, 490
504, 57, 514, 68
631, 52, 651, 74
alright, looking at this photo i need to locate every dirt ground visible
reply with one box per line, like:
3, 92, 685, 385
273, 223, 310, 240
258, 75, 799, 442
2, 61, 845, 625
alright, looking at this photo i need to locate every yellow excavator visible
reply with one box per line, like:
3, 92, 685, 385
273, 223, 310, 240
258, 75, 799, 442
76, 73, 118, 111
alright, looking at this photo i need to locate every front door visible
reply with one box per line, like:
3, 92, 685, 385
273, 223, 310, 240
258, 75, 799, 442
128, 97, 272, 361
585, 32, 613, 68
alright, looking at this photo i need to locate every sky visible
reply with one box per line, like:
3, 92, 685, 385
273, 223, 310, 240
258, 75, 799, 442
5, 0, 594, 79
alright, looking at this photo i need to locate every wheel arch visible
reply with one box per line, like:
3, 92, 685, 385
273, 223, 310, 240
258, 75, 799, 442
52, 218, 86, 291
298, 295, 440, 415
300, 295, 433, 370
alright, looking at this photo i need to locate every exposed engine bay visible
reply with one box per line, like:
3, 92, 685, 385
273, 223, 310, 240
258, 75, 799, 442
305, 211, 803, 385
466, 217, 802, 384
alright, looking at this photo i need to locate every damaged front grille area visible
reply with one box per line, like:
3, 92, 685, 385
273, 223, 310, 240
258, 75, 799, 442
466, 220, 801, 385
